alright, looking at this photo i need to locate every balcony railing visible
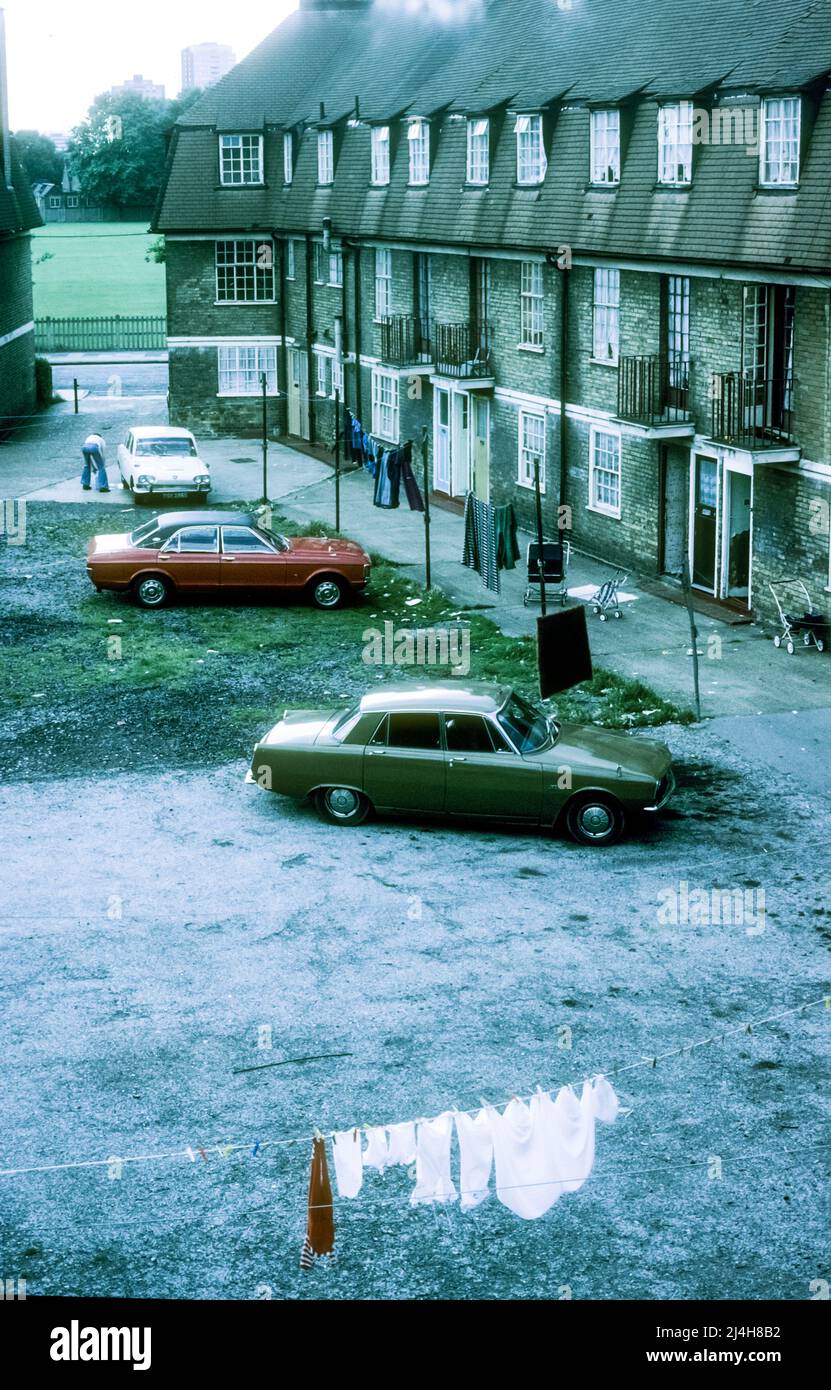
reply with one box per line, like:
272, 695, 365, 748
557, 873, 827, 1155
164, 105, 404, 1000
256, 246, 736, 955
433, 320, 493, 378
709, 371, 795, 448
617, 353, 692, 426
379, 314, 433, 367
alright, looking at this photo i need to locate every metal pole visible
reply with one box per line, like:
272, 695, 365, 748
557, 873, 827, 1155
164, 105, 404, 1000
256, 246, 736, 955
534, 456, 547, 616
261, 372, 269, 505
334, 389, 341, 533
73, 378, 79, 414
681, 560, 702, 721
422, 427, 431, 591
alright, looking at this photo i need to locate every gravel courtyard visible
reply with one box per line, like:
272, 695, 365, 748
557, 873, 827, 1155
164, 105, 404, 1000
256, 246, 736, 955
1, 729, 829, 1301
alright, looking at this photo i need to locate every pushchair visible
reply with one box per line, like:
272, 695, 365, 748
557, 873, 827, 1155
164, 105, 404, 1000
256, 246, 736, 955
523, 540, 571, 607
768, 579, 826, 654
590, 569, 628, 621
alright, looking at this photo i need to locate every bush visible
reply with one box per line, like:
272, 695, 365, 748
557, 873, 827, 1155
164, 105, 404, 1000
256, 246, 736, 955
34, 357, 53, 406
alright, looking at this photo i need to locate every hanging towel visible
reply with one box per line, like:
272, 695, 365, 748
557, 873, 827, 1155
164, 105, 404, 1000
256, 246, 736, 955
455, 1108, 493, 1211
462, 492, 500, 593
300, 1136, 335, 1268
493, 503, 521, 571
332, 1129, 363, 1199
386, 1121, 417, 1166
400, 442, 425, 513
409, 1113, 458, 1206
362, 1126, 390, 1171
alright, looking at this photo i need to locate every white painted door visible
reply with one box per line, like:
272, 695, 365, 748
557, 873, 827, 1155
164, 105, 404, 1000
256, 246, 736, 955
287, 348, 310, 440
472, 396, 490, 502
434, 388, 451, 493
451, 391, 471, 497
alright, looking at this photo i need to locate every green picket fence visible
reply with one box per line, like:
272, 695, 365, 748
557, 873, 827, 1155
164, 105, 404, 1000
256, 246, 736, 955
35, 315, 168, 353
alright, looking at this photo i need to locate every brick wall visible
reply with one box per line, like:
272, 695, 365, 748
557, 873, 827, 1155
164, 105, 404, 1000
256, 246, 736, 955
0, 234, 36, 421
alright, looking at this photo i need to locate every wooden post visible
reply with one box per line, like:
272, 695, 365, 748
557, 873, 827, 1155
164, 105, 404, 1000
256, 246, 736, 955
422, 427, 431, 591
334, 389, 341, 533
261, 372, 269, 504
534, 456, 547, 616
73, 378, 79, 414
681, 560, 702, 722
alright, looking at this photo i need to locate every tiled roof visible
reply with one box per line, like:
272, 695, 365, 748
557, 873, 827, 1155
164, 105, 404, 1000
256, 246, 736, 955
155, 0, 831, 273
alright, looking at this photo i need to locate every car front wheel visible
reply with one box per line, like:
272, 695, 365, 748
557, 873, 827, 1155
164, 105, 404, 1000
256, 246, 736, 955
315, 787, 370, 826
565, 794, 625, 847
134, 575, 171, 610
310, 575, 347, 611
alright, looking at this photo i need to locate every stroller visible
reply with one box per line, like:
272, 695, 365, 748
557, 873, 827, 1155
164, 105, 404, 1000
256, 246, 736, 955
523, 540, 571, 607
590, 569, 628, 621
768, 579, 826, 654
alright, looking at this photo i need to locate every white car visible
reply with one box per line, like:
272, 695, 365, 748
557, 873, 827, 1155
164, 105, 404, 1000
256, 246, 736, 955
117, 426, 212, 503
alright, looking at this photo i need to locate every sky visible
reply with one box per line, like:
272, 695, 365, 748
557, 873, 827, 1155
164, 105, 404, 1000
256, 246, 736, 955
3, 0, 298, 136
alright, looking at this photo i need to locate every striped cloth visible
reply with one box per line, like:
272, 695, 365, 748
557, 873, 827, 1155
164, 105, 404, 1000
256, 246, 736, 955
462, 492, 500, 594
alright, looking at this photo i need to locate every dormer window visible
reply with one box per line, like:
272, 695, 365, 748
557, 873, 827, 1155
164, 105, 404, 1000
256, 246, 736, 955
516, 114, 547, 186
283, 132, 294, 185
590, 109, 620, 185
467, 117, 490, 185
760, 97, 801, 187
318, 129, 334, 185
371, 126, 390, 186
658, 101, 693, 185
408, 119, 430, 186
219, 134, 263, 186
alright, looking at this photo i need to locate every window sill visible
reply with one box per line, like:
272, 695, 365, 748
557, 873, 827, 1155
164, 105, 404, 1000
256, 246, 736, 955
214, 301, 277, 307
517, 478, 546, 495
464, 181, 490, 191
653, 181, 691, 191
407, 182, 430, 190
216, 183, 267, 191
754, 183, 800, 194
514, 181, 545, 191
217, 391, 280, 399
587, 501, 621, 520
370, 182, 391, 190
589, 357, 619, 369
587, 181, 620, 191
518, 343, 545, 354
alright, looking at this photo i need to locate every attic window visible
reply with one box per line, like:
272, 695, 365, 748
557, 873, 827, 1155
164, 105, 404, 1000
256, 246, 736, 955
658, 101, 693, 185
318, 129, 334, 185
219, 134, 264, 186
516, 114, 546, 185
467, 117, 490, 184
760, 96, 801, 187
371, 126, 390, 186
408, 119, 430, 185
590, 109, 621, 185
283, 132, 294, 185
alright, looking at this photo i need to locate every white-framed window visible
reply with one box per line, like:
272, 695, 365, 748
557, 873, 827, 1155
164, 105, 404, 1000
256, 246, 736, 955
315, 352, 330, 398
283, 132, 294, 184
407, 119, 430, 185
518, 410, 546, 491
217, 345, 278, 396
590, 108, 620, 185
760, 96, 801, 187
371, 368, 400, 442
318, 129, 334, 185
375, 247, 392, 320
215, 240, 275, 303
515, 113, 547, 185
286, 238, 296, 280
49, 196, 62, 208
219, 134, 263, 186
658, 101, 693, 185
328, 248, 344, 287
519, 261, 544, 348
589, 427, 621, 516
313, 241, 326, 284
467, 117, 490, 184
332, 355, 344, 398
666, 274, 690, 386
592, 267, 620, 363
66, 195, 80, 209
371, 125, 390, 185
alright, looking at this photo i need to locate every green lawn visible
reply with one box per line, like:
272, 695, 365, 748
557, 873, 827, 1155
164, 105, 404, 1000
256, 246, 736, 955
31, 224, 166, 318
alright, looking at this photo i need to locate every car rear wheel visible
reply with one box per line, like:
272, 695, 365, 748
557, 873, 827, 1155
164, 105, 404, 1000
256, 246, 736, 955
315, 787, 370, 826
310, 575, 347, 611
134, 575, 171, 610
565, 793, 625, 847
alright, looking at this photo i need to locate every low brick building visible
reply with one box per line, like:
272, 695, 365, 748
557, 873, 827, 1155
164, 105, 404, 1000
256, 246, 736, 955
154, 0, 831, 621
0, 8, 41, 427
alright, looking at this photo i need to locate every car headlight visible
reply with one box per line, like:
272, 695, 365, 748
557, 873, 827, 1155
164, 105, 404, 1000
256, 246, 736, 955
195, 474, 211, 486
137, 475, 155, 487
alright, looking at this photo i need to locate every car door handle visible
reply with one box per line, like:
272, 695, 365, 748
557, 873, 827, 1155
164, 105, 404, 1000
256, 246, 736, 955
448, 757, 468, 765
367, 749, 386, 756
222, 556, 236, 562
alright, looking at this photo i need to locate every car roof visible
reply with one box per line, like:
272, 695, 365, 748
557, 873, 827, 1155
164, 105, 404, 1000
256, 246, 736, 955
359, 682, 512, 715
140, 511, 257, 537
130, 426, 196, 438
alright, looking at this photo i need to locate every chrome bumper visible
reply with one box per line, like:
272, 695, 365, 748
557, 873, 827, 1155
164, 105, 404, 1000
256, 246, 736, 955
644, 766, 675, 812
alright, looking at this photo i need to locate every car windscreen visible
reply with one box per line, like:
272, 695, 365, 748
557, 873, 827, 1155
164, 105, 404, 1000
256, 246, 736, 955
258, 527, 290, 553
332, 705, 361, 741
135, 438, 198, 457
496, 693, 554, 754
129, 519, 163, 547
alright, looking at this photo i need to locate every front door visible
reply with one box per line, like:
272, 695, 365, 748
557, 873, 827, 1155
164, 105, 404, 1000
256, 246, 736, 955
287, 348, 310, 440
691, 455, 718, 592
219, 525, 287, 590
723, 470, 752, 604
472, 396, 490, 502
451, 392, 471, 497
363, 712, 446, 814
159, 525, 221, 592
443, 714, 541, 820
434, 388, 451, 493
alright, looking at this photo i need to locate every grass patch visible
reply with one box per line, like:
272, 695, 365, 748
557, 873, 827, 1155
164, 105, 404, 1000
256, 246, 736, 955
31, 225, 165, 318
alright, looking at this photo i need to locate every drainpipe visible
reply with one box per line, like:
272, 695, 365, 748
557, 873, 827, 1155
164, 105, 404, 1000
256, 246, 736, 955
353, 243, 363, 423
278, 235, 289, 437
304, 232, 316, 442
559, 264, 570, 521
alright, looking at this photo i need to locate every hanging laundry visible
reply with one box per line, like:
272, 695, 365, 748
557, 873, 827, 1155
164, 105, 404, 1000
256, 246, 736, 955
373, 449, 402, 510
462, 492, 500, 594
409, 1112, 458, 1206
332, 1129, 363, 1199
300, 1136, 335, 1268
362, 1126, 390, 1172
385, 1121, 417, 1166
400, 442, 425, 513
493, 503, 520, 571
454, 1108, 493, 1211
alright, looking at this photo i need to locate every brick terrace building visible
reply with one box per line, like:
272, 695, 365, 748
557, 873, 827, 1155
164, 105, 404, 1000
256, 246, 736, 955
154, 0, 831, 620
0, 8, 41, 426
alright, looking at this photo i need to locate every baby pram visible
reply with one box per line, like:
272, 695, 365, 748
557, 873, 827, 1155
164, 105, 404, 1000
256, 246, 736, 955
769, 579, 826, 654
523, 540, 571, 607
590, 569, 628, 621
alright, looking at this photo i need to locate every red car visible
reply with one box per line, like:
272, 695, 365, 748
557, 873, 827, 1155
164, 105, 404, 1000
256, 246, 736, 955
86, 511, 372, 610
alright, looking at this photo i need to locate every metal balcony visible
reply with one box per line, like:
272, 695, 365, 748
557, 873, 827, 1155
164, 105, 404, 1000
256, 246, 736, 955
379, 314, 433, 367
709, 371, 795, 448
433, 320, 493, 379
617, 353, 692, 426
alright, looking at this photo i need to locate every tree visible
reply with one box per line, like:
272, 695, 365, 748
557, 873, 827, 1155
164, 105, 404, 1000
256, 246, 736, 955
12, 130, 63, 185
68, 90, 196, 210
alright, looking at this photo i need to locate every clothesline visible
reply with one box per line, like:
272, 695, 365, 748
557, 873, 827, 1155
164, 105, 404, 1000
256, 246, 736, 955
0, 992, 826, 1181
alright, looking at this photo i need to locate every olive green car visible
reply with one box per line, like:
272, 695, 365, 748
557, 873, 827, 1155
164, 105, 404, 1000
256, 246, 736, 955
247, 683, 674, 846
